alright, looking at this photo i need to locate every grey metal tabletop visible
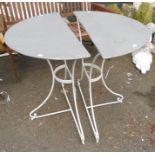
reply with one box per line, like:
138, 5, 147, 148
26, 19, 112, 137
4, 13, 90, 60
74, 11, 152, 59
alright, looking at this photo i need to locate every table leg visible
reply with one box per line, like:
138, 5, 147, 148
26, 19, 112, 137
99, 59, 124, 106
77, 53, 101, 143
77, 54, 124, 143
71, 60, 85, 144
29, 59, 85, 144
29, 59, 55, 120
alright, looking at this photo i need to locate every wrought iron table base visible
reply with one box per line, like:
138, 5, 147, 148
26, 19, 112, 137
29, 59, 85, 144
77, 54, 124, 143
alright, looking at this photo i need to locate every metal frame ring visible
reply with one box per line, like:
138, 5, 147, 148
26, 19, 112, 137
83, 63, 102, 83
53, 64, 72, 84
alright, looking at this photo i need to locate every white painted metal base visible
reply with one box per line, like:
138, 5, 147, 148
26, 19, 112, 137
29, 59, 85, 144
77, 54, 124, 143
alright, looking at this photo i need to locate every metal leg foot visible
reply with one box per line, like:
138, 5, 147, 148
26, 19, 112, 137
96, 136, 99, 143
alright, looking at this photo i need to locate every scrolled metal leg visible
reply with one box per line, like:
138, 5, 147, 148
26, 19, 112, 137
71, 60, 85, 144
85, 59, 124, 109
87, 53, 101, 143
77, 53, 101, 143
79, 59, 85, 82
101, 59, 124, 104
29, 59, 55, 120
57, 60, 85, 144
64, 60, 68, 79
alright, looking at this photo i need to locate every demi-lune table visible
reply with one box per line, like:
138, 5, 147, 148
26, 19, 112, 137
74, 11, 152, 143
4, 13, 90, 144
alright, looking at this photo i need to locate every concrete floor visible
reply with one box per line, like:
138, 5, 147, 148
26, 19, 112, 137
0, 44, 155, 151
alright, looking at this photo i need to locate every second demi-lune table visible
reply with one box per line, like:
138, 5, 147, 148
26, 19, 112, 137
74, 11, 152, 143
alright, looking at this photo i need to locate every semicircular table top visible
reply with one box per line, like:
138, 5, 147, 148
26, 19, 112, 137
4, 13, 90, 60
74, 11, 152, 59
